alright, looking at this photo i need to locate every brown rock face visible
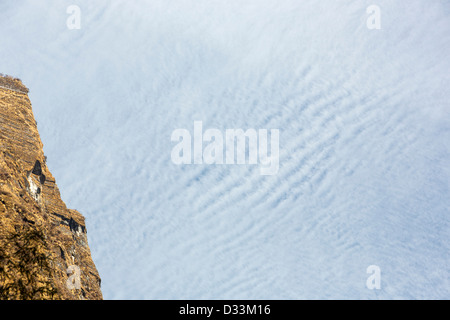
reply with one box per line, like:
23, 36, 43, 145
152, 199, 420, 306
0, 75, 102, 300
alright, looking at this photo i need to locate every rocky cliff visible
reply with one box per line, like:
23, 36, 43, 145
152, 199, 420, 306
0, 75, 102, 300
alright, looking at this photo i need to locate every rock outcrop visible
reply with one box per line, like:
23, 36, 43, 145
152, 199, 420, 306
0, 75, 102, 300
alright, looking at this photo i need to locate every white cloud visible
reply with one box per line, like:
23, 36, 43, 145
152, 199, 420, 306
1, 0, 449, 299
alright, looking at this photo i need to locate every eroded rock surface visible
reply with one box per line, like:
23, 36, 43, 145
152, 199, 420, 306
0, 75, 102, 300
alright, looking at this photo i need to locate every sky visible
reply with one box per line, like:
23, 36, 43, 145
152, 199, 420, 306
0, 0, 449, 299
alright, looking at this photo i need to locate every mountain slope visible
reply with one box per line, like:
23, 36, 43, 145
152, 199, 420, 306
0, 75, 102, 300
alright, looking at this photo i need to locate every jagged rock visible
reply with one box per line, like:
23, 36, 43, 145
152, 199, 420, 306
0, 75, 102, 300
